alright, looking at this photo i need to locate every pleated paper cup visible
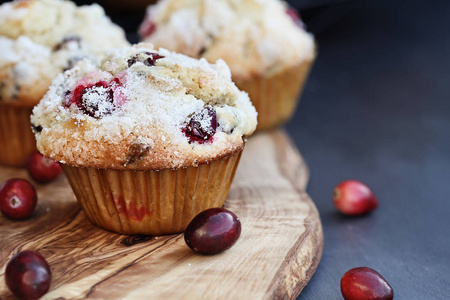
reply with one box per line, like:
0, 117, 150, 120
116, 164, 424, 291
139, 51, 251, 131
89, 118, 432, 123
0, 103, 37, 167
235, 59, 314, 131
61, 149, 243, 235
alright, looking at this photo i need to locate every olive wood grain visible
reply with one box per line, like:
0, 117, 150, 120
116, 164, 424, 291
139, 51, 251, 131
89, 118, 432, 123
0, 130, 323, 300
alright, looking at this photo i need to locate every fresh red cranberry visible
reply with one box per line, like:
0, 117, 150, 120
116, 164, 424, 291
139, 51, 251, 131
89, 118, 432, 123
183, 106, 217, 143
333, 180, 378, 215
341, 267, 393, 300
139, 18, 156, 38
5, 251, 51, 300
286, 8, 305, 29
184, 208, 241, 255
26, 152, 62, 184
0, 179, 37, 220
128, 52, 164, 67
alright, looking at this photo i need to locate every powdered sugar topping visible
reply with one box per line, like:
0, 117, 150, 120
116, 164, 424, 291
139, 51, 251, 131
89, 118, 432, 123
140, 0, 315, 79
31, 44, 257, 170
0, 0, 129, 104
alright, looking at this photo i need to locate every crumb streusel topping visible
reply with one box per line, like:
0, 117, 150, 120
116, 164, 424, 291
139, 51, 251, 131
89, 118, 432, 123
31, 44, 257, 170
140, 0, 315, 80
0, 0, 129, 105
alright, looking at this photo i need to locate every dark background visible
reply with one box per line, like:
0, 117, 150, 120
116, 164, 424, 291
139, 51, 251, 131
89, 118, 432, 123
2, 0, 449, 298
286, 0, 450, 299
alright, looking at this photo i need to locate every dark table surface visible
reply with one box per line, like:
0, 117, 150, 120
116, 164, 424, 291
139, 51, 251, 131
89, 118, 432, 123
286, 0, 450, 299
3, 0, 448, 298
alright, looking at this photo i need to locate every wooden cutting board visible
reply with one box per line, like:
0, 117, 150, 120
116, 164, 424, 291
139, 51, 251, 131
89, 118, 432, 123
0, 130, 323, 300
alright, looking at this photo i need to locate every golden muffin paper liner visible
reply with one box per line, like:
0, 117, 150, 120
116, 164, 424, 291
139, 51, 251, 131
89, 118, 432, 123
62, 149, 242, 235
0, 104, 37, 167
236, 59, 314, 131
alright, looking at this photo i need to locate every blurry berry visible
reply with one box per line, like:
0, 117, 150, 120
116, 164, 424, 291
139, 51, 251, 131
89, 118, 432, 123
54, 35, 81, 51
286, 8, 306, 29
333, 180, 378, 215
0, 179, 37, 220
139, 18, 156, 39
27, 152, 62, 184
5, 251, 51, 300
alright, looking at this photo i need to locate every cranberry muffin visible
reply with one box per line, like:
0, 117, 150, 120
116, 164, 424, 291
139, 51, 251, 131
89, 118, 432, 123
0, 0, 129, 167
31, 44, 257, 235
140, 0, 316, 130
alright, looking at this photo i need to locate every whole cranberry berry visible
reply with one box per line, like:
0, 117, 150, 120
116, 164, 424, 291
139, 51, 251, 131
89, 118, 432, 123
5, 251, 51, 300
341, 267, 393, 300
0, 179, 37, 220
184, 208, 241, 255
27, 152, 62, 184
333, 180, 378, 215
183, 106, 217, 143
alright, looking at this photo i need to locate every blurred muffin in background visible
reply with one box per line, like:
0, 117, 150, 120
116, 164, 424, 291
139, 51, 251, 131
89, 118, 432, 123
0, 0, 129, 167
140, 0, 316, 131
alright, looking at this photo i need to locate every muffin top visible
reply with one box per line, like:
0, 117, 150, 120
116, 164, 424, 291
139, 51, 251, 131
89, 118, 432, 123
31, 44, 257, 170
0, 0, 129, 106
139, 0, 315, 81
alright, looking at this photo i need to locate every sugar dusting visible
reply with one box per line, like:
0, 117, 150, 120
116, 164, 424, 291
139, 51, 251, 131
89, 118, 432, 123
81, 85, 114, 118
31, 44, 257, 170
141, 0, 315, 79
0, 0, 129, 103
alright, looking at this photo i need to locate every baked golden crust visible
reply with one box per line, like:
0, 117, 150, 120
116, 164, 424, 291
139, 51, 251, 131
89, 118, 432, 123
36, 120, 246, 170
31, 44, 257, 170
